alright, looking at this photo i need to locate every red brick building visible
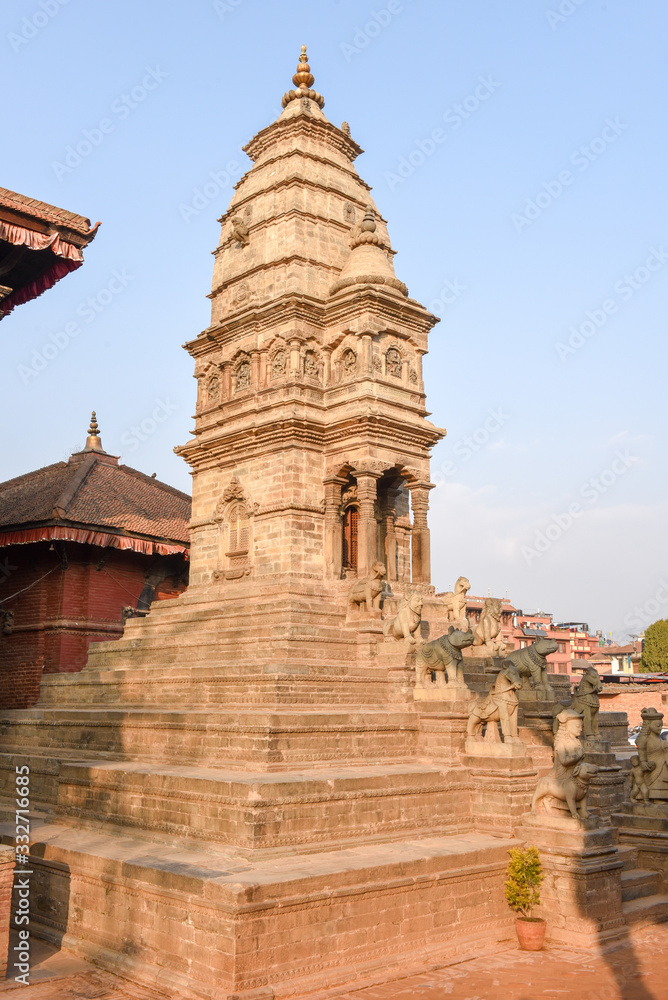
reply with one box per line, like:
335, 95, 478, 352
0, 415, 190, 708
0, 186, 99, 319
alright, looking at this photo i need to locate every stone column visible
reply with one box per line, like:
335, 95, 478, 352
323, 346, 332, 386
323, 476, 346, 578
221, 359, 232, 400
355, 471, 380, 578
289, 339, 301, 377
409, 483, 433, 584
382, 487, 400, 582
361, 333, 373, 374
251, 350, 260, 388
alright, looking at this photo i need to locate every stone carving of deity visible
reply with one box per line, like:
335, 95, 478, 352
235, 360, 251, 391
386, 347, 402, 378
304, 351, 319, 378
342, 349, 357, 375
271, 350, 287, 379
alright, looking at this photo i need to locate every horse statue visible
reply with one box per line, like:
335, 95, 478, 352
467, 664, 524, 743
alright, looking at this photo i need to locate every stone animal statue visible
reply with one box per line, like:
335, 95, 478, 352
472, 597, 504, 655
441, 576, 470, 622
231, 216, 250, 246
503, 638, 557, 700
531, 708, 597, 824
415, 626, 475, 691
383, 592, 423, 644
467, 664, 523, 742
553, 665, 602, 738
347, 562, 386, 613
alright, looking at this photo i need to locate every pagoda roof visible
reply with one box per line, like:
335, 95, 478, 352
0, 185, 100, 319
0, 451, 190, 558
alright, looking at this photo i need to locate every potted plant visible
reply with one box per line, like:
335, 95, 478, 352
505, 846, 545, 950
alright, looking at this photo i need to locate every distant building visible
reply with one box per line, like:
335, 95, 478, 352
0, 415, 190, 708
590, 642, 642, 675
0, 186, 99, 319
464, 596, 606, 674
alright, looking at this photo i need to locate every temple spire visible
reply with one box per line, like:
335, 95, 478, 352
281, 45, 325, 110
83, 411, 106, 453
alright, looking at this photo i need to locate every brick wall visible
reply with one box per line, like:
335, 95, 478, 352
599, 685, 668, 726
0, 542, 187, 709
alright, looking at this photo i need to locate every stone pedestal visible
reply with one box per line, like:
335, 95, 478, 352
416, 704, 468, 764
464, 742, 537, 838
375, 638, 416, 704
581, 740, 627, 827
516, 817, 624, 947
0, 845, 14, 980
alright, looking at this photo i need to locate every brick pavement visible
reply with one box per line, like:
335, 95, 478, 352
2, 925, 667, 1000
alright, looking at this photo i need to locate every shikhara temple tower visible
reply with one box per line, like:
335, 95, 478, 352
6, 50, 623, 1000
177, 46, 443, 592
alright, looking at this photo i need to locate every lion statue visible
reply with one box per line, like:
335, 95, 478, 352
383, 592, 423, 644
347, 562, 386, 614
441, 576, 470, 621
472, 597, 505, 655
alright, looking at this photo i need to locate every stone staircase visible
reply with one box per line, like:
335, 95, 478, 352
617, 844, 668, 926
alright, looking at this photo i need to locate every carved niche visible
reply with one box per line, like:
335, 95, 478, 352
270, 349, 287, 380
212, 477, 257, 581
234, 354, 252, 392
385, 346, 403, 379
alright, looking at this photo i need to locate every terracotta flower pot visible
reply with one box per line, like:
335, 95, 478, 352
515, 916, 546, 951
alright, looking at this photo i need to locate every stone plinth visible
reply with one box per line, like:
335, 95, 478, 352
516, 818, 624, 947
463, 743, 537, 839
416, 705, 468, 764
0, 845, 14, 980
580, 740, 627, 827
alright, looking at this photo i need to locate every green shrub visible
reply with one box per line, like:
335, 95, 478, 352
505, 846, 543, 918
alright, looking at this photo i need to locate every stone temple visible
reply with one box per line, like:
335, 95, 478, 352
2, 47, 667, 1000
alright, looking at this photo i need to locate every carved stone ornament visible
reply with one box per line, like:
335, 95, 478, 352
231, 216, 249, 246
213, 477, 258, 521
372, 355, 382, 372
409, 367, 418, 383
531, 708, 598, 826
338, 486, 358, 515
271, 350, 287, 379
386, 347, 402, 378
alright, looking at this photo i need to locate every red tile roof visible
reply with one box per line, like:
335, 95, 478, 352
0, 453, 190, 545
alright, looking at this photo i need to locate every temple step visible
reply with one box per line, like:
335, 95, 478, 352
621, 868, 662, 901
5, 823, 516, 999
622, 892, 668, 926
44, 760, 468, 853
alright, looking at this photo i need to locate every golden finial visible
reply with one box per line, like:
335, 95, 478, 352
292, 45, 315, 89
282, 44, 325, 110
84, 410, 105, 453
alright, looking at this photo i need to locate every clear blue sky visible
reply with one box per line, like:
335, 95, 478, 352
3, 0, 667, 639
